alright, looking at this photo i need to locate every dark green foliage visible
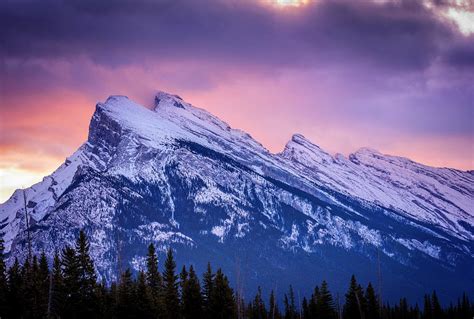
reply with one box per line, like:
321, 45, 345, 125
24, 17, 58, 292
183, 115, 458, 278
284, 285, 297, 319
366, 282, 380, 319
343, 275, 365, 319
269, 289, 281, 319
317, 280, 336, 319
117, 268, 138, 318
0, 231, 472, 319
250, 286, 267, 319
136, 270, 154, 318
0, 235, 7, 317
209, 268, 235, 318
182, 265, 202, 318
202, 261, 214, 316
7, 258, 24, 318
146, 243, 163, 315
163, 248, 180, 318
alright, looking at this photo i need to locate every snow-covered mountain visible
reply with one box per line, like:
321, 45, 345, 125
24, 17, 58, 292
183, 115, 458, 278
1, 92, 473, 301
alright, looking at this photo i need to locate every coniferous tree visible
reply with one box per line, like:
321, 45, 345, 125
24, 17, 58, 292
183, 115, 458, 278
284, 285, 297, 319
431, 291, 443, 319
117, 268, 138, 318
75, 230, 98, 316
343, 275, 365, 319
62, 245, 81, 318
309, 285, 320, 317
136, 270, 154, 319
302, 297, 310, 319
38, 252, 50, 316
365, 282, 380, 319
318, 280, 336, 319
50, 252, 65, 318
0, 235, 7, 317
423, 294, 433, 319
269, 289, 280, 319
250, 286, 267, 319
209, 268, 235, 319
163, 248, 180, 319
182, 265, 203, 319
202, 262, 215, 316
146, 243, 163, 315
7, 258, 24, 318
459, 292, 471, 319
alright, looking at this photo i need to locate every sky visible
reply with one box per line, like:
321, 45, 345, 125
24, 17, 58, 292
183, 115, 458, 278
0, 0, 473, 203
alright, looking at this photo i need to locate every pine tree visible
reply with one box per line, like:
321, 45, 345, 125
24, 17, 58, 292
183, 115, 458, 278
209, 268, 235, 319
343, 275, 365, 319
302, 297, 309, 319
75, 230, 98, 316
0, 235, 7, 317
50, 252, 65, 318
146, 243, 163, 315
423, 294, 432, 319
163, 248, 180, 319
431, 291, 443, 319
318, 280, 336, 318
269, 289, 279, 319
182, 265, 202, 319
117, 268, 138, 318
284, 285, 297, 319
202, 262, 215, 316
62, 245, 81, 318
251, 286, 267, 319
134, 270, 153, 318
365, 282, 380, 319
7, 258, 24, 318
309, 285, 320, 317
459, 292, 471, 319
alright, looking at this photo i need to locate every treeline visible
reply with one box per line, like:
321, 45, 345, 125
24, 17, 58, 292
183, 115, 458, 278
0, 232, 472, 319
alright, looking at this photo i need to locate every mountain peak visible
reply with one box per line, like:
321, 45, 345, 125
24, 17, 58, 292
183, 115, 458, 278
281, 133, 333, 165
154, 91, 187, 110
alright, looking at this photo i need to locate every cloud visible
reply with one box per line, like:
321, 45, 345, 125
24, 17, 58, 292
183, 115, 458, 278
0, 0, 472, 188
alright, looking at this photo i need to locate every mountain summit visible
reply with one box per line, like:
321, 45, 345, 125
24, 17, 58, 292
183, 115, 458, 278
1, 92, 473, 301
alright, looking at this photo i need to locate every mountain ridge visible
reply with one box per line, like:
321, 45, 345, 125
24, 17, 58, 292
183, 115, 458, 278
1, 91, 472, 301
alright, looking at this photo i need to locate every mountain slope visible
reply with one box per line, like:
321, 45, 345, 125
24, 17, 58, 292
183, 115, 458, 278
1, 92, 473, 301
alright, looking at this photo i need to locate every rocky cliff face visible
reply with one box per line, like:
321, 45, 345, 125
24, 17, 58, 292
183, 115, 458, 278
1, 92, 473, 301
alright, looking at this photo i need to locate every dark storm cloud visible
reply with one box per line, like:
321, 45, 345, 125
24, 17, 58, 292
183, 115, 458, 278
1, 0, 469, 71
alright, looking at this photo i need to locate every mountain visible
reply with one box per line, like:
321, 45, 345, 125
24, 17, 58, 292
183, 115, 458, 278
1, 92, 473, 302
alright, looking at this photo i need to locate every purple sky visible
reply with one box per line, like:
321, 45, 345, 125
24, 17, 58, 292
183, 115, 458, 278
0, 0, 473, 201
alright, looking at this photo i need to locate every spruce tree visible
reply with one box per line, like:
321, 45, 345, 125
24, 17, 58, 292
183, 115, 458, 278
182, 265, 202, 319
75, 230, 97, 315
318, 280, 336, 318
209, 268, 235, 319
202, 262, 214, 316
284, 285, 297, 319
146, 243, 163, 315
309, 285, 320, 317
62, 245, 81, 318
343, 275, 365, 319
135, 270, 153, 318
0, 235, 7, 317
423, 294, 433, 319
7, 258, 24, 318
302, 297, 309, 319
50, 252, 65, 318
163, 248, 180, 319
431, 291, 443, 319
251, 286, 267, 319
365, 282, 380, 319
269, 289, 279, 319
117, 268, 138, 318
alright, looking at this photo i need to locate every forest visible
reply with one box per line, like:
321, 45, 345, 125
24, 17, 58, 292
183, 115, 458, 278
0, 231, 472, 319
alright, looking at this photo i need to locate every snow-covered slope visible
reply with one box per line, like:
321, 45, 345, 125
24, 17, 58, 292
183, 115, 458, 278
1, 92, 473, 301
